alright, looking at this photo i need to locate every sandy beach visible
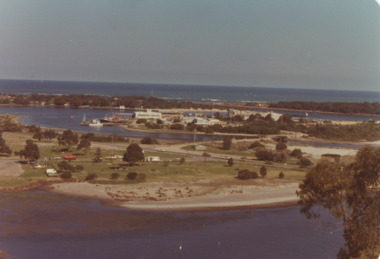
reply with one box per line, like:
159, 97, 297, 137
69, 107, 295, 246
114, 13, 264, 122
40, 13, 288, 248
50, 180, 299, 211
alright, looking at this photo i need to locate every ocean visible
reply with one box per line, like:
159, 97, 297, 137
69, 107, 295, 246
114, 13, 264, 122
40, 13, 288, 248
1, 79, 380, 103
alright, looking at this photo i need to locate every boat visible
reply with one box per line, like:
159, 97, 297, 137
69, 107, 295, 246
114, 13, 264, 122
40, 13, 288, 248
80, 114, 103, 126
80, 113, 89, 126
88, 119, 103, 127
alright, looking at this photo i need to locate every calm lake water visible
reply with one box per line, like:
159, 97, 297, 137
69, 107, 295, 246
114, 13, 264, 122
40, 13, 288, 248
0, 190, 344, 259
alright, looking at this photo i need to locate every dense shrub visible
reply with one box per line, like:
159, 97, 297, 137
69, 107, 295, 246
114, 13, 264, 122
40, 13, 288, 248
249, 141, 264, 149
279, 172, 285, 178
145, 122, 162, 129
85, 173, 98, 181
60, 172, 72, 179
126, 172, 138, 180
299, 157, 312, 167
136, 119, 147, 124
179, 157, 185, 164
222, 136, 232, 150
111, 173, 120, 179
141, 136, 158, 144
274, 152, 287, 163
237, 169, 258, 180
170, 124, 185, 130
74, 165, 84, 171
255, 149, 274, 161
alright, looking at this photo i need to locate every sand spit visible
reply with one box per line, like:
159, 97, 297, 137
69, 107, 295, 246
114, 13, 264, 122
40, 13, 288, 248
51, 181, 299, 211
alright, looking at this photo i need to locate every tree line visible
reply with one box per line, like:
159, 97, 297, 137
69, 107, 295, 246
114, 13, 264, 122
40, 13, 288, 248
269, 101, 380, 115
0, 94, 217, 110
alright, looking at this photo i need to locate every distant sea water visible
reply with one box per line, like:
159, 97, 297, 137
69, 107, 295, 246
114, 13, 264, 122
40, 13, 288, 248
1, 79, 379, 103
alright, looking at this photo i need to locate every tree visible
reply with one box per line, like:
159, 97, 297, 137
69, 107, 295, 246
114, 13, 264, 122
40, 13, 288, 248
123, 143, 144, 164
260, 166, 267, 178
275, 142, 287, 151
222, 136, 232, 150
77, 138, 91, 154
298, 157, 312, 168
228, 157, 234, 167
54, 96, 66, 106
19, 140, 39, 160
290, 148, 302, 159
59, 130, 78, 149
255, 149, 274, 161
43, 129, 57, 141
297, 147, 380, 258
0, 133, 11, 156
57, 161, 74, 172
179, 157, 185, 165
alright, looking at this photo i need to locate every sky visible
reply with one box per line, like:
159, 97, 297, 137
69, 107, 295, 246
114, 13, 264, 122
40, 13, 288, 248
0, 0, 379, 91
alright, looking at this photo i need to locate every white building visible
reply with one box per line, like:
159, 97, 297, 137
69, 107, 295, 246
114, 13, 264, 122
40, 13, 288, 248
134, 109, 162, 120
181, 117, 213, 126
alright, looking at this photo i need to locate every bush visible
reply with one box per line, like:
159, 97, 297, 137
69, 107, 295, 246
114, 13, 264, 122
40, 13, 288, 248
85, 173, 98, 181
179, 157, 185, 164
255, 149, 274, 161
60, 171, 72, 179
111, 173, 120, 179
279, 172, 285, 179
126, 172, 138, 180
249, 141, 264, 149
237, 169, 258, 180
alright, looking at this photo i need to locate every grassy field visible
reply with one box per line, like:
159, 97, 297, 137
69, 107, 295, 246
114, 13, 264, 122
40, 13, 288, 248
1, 132, 305, 189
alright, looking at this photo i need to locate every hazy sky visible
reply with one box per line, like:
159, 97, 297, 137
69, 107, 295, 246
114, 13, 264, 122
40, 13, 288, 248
0, 0, 379, 90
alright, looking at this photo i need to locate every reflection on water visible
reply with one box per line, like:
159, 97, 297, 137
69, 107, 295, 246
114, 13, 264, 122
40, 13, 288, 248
0, 190, 344, 259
